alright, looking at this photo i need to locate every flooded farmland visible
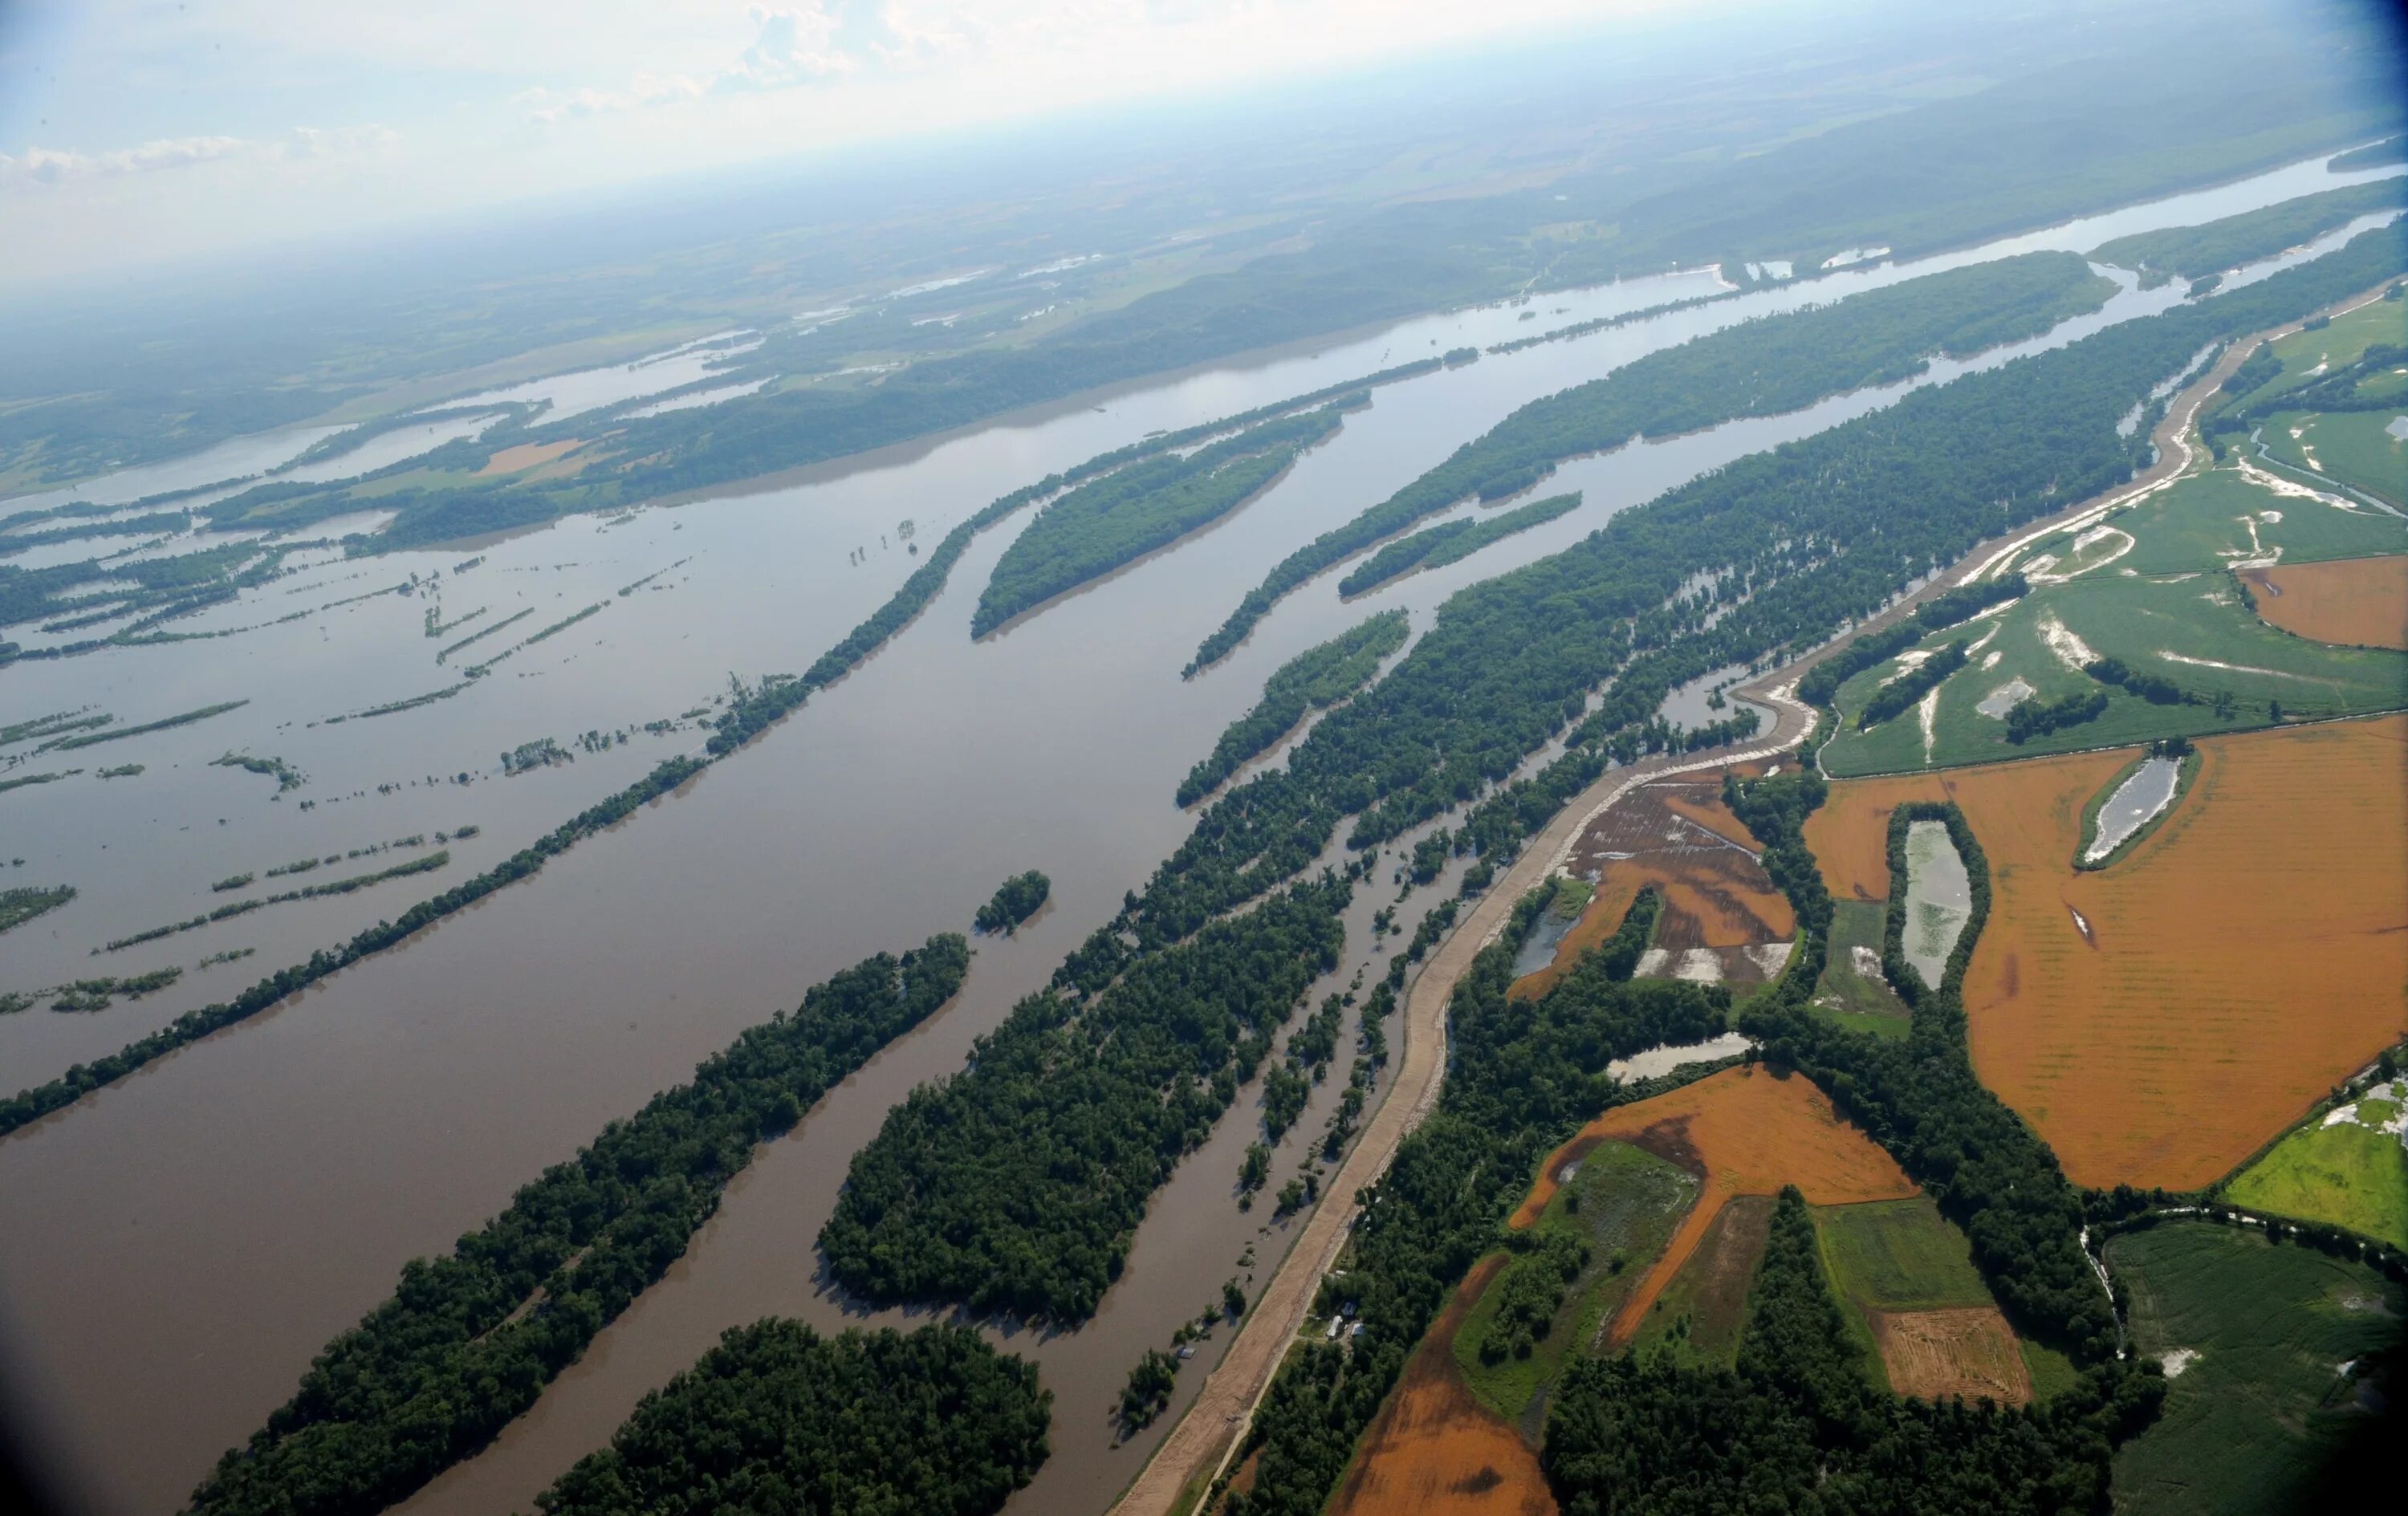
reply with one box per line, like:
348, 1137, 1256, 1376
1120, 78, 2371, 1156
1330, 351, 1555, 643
2083, 754, 2183, 864
0, 150, 2389, 1516
1902, 820, 1973, 989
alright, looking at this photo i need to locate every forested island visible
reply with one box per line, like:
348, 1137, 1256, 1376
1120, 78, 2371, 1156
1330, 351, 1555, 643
975, 870, 1051, 934
185, 934, 970, 1516
1186, 250, 2117, 672
973, 403, 1350, 636
533, 1321, 1049, 1516
2093, 178, 2404, 281
1177, 611, 1409, 807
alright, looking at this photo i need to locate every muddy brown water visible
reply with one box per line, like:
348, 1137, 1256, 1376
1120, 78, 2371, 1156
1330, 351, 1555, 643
0, 152, 2378, 1516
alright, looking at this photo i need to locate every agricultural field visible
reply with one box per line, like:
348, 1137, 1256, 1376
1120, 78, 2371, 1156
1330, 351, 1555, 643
1808, 717, 2408, 1189
1518, 774, 1794, 998
2258, 408, 2407, 509
2225, 1079, 2408, 1249
2244, 553, 2408, 650
1808, 899, 1911, 1034
1322, 1256, 1555, 1516
1454, 1141, 1698, 1425
1819, 465, 2408, 778
2109, 1221, 2404, 1516
1517, 1065, 1917, 1348
2256, 290, 2407, 384
1810, 1197, 2030, 1404
1623, 1194, 1772, 1368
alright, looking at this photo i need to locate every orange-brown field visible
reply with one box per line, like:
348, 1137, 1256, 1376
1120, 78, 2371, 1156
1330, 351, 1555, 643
478, 438, 585, 476
1513, 1066, 1915, 1347
1517, 775, 1794, 998
2243, 554, 2408, 651
1811, 716, 2408, 1188
1871, 1308, 2032, 1404
1324, 1255, 1556, 1516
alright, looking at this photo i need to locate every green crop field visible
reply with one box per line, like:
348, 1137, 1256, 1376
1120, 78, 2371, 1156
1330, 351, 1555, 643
1810, 900, 1911, 1034
2109, 1221, 2404, 1516
2260, 408, 2407, 508
1813, 1197, 1995, 1311
2226, 1091, 2408, 1250
1820, 471, 2408, 776
2115, 467, 2406, 574
1454, 1139, 1698, 1424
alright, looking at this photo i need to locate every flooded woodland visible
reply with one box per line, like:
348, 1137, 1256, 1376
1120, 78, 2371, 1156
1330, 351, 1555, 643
0, 153, 2390, 1516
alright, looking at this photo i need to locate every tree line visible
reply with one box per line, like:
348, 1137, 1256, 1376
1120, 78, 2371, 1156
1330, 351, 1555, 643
1336, 491, 1584, 597
1178, 611, 1409, 807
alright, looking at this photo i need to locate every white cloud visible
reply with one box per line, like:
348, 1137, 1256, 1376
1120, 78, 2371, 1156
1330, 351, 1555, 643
0, 127, 399, 190
0, 135, 250, 188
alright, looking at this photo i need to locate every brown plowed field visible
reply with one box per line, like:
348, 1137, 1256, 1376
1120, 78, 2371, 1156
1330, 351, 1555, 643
2242, 554, 2408, 651
1511, 1067, 1915, 1347
1811, 716, 2408, 1187
1871, 1307, 2032, 1405
1324, 1256, 1556, 1516
1517, 777, 1794, 998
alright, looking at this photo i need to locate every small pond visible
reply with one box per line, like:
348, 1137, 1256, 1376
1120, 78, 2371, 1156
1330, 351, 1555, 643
1902, 819, 1973, 990
2083, 754, 2182, 864
1607, 1030, 1754, 1082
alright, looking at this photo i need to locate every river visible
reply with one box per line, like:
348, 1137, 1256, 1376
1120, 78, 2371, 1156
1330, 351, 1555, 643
0, 149, 2392, 1516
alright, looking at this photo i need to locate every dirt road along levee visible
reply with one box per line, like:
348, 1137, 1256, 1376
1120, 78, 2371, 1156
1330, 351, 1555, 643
1102, 280, 2394, 1516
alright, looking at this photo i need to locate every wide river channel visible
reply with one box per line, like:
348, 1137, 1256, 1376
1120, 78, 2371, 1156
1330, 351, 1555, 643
0, 151, 2394, 1516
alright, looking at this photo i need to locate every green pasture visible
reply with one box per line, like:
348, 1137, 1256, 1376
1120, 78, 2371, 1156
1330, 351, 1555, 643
2226, 1100, 2408, 1250
1812, 1196, 1997, 1393
1626, 1194, 1773, 1372
1454, 1139, 1697, 1424
2109, 1221, 2405, 1516
1810, 900, 1910, 1034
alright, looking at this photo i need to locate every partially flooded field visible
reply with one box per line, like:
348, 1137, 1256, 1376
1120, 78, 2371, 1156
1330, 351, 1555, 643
2083, 754, 2183, 864
2244, 552, 2408, 650
1517, 773, 1793, 998
1515, 1066, 1916, 1348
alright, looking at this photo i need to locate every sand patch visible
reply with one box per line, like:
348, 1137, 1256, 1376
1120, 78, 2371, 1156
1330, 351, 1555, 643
478, 439, 584, 476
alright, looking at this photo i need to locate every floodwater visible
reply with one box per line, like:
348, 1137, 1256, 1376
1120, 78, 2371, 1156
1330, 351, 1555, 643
2083, 754, 2182, 863
1976, 676, 2037, 718
1607, 1030, 1754, 1082
0, 148, 2380, 1516
1902, 820, 1973, 990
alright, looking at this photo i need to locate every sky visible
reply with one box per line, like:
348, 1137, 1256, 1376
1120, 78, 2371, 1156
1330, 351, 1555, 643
0, 0, 1712, 289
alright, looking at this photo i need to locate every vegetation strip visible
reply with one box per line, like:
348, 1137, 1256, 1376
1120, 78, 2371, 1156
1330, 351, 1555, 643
436, 605, 532, 661
1177, 610, 1409, 807
1335, 490, 1584, 597
1187, 250, 2121, 673
189, 936, 970, 1516
39, 699, 249, 751
96, 852, 453, 953
2092, 178, 2404, 282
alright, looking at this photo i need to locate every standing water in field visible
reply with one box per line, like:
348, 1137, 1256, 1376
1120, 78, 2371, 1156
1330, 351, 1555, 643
2083, 754, 2182, 864
1903, 820, 1973, 989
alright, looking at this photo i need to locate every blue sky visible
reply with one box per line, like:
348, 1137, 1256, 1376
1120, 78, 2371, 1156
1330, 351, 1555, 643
0, 0, 1702, 288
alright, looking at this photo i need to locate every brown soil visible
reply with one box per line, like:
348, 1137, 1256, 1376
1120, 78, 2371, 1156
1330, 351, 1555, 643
1510, 1066, 1916, 1350
2243, 554, 2408, 651
1870, 1307, 2032, 1406
1626, 1193, 1774, 1360
1813, 717, 2408, 1188
1324, 1257, 1556, 1516
478, 439, 584, 476
1517, 775, 1795, 998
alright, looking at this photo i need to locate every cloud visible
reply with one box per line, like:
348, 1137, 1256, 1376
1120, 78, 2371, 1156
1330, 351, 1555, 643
0, 127, 400, 189
722, 4, 858, 89
0, 135, 250, 187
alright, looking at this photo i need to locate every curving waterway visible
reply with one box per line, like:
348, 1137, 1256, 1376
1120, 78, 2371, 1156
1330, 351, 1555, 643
0, 148, 2393, 1516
